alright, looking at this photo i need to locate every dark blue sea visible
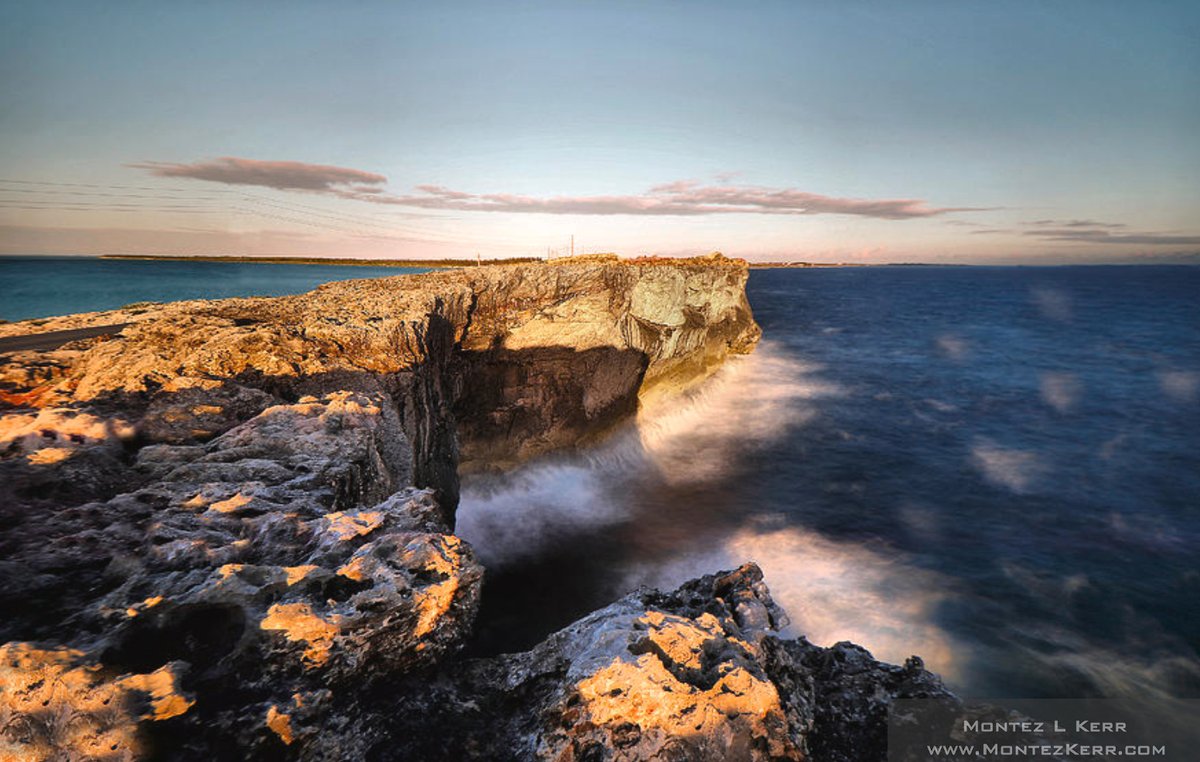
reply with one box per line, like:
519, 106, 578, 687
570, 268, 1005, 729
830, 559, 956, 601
0, 256, 427, 321
459, 266, 1200, 705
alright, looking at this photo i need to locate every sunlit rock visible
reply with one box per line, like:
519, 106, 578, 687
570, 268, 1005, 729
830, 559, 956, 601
383, 563, 955, 761
0, 643, 191, 761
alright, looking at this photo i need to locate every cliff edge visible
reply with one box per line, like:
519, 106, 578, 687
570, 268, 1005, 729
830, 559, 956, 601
0, 255, 953, 761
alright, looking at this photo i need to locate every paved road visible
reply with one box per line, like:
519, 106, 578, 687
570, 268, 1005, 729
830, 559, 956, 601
0, 323, 130, 354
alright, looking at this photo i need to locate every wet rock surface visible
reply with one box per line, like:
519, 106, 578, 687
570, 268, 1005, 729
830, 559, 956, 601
0, 257, 958, 760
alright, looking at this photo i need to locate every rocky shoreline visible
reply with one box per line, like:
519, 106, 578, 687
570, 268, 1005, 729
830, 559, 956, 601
0, 255, 956, 760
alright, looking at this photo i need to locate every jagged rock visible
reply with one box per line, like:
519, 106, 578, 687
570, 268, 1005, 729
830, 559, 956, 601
137, 379, 275, 445
0, 391, 484, 757
377, 564, 955, 762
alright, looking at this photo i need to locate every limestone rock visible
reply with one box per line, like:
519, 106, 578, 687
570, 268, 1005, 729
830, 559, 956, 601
379, 564, 955, 761
0, 643, 191, 762
137, 379, 275, 445
0, 391, 484, 757
1, 256, 759, 515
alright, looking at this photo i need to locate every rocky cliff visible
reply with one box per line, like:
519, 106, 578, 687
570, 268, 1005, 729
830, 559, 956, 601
0, 255, 953, 761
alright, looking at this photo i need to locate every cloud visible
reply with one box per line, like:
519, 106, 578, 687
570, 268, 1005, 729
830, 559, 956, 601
128, 157, 387, 193
368, 182, 981, 219
1027, 219, 1127, 229
1021, 218, 1200, 245
132, 156, 979, 219
966, 218, 1200, 245
1025, 229, 1200, 245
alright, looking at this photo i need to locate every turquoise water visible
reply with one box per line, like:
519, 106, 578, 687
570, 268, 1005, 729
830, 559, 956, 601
0, 256, 430, 321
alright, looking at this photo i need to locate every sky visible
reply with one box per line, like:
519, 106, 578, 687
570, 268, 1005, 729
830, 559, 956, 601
1, 1, 1197, 264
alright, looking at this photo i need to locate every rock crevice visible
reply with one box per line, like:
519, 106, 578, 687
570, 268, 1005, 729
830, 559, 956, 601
0, 255, 955, 761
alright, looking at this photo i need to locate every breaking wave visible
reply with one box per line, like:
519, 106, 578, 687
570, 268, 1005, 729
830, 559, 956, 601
458, 341, 964, 679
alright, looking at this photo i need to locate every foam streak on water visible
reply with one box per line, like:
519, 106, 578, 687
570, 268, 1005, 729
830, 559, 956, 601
460, 342, 963, 678
462, 267, 1200, 704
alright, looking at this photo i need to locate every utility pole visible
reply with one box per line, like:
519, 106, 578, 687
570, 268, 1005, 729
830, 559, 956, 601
570, 235, 574, 258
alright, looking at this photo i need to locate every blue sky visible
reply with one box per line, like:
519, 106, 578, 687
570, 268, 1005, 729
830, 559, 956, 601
1, 1, 1197, 263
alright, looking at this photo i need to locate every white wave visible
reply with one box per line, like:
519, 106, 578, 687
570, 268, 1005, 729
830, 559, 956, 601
1040, 371, 1082, 413
1031, 286, 1072, 322
925, 398, 958, 413
621, 524, 962, 681
936, 333, 970, 360
1158, 370, 1198, 403
458, 342, 835, 562
459, 343, 963, 681
456, 460, 629, 566
970, 440, 1046, 493
993, 610, 1200, 717
635, 343, 838, 484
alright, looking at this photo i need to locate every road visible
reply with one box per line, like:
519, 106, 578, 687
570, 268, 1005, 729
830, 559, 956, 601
0, 323, 130, 354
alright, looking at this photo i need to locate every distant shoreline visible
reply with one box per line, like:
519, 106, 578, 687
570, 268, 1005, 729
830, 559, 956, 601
748, 262, 872, 268
5, 254, 1180, 268
95, 254, 938, 269
98, 254, 541, 268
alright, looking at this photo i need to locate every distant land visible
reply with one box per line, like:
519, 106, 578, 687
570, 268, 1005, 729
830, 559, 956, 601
98, 254, 542, 268
54, 254, 1195, 268
747, 261, 871, 268
97, 253, 887, 269
77, 253, 1200, 268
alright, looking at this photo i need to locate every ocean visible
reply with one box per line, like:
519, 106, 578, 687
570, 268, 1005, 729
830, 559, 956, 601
0, 256, 428, 321
3, 258, 1197, 702
458, 265, 1200, 704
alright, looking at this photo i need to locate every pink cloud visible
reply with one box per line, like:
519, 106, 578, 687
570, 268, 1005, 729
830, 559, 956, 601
364, 182, 975, 219
132, 156, 980, 219
128, 157, 387, 193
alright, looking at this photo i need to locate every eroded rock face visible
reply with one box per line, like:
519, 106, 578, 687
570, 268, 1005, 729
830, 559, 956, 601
0, 390, 483, 758
451, 255, 760, 470
379, 564, 954, 762
0, 255, 758, 515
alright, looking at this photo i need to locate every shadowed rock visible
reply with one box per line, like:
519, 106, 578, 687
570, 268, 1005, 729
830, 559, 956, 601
376, 563, 956, 762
